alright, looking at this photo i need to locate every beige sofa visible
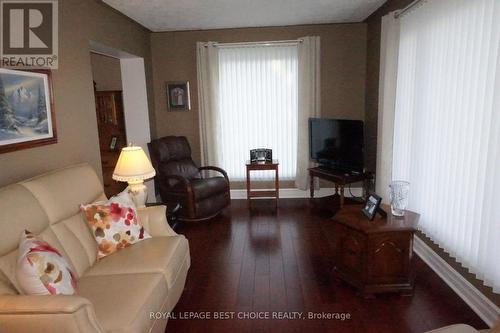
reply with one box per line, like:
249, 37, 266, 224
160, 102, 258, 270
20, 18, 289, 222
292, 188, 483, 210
0, 164, 190, 333
427, 324, 491, 333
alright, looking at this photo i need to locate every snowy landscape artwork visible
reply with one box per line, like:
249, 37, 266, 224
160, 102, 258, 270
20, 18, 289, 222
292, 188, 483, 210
0, 69, 56, 153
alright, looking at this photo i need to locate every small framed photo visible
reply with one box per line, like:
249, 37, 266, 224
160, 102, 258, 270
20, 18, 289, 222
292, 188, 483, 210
166, 81, 191, 111
362, 193, 382, 221
109, 136, 118, 150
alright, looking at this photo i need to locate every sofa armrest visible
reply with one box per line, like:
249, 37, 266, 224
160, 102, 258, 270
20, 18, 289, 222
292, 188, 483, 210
425, 324, 482, 333
138, 205, 177, 237
0, 295, 104, 333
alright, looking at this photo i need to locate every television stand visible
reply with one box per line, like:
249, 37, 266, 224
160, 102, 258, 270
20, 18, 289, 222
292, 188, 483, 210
309, 167, 372, 208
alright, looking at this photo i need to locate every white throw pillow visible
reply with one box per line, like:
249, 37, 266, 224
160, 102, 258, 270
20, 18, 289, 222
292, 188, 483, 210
16, 230, 77, 295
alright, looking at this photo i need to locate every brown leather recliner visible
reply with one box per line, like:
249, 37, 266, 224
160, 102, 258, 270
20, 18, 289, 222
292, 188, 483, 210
148, 136, 230, 221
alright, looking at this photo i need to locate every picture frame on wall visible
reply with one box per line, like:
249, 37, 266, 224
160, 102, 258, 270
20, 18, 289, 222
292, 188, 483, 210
0, 68, 57, 154
166, 81, 191, 111
109, 136, 118, 151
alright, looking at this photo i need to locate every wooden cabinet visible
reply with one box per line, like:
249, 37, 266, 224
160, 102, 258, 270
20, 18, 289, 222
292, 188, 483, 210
332, 205, 419, 297
94, 91, 127, 197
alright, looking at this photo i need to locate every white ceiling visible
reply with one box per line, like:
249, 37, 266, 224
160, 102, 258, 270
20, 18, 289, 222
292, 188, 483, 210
103, 0, 386, 32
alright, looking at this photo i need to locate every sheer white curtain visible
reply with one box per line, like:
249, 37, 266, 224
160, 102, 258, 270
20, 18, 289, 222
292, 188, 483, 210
392, 0, 500, 292
196, 42, 220, 166
296, 36, 321, 190
375, 14, 400, 202
217, 43, 298, 181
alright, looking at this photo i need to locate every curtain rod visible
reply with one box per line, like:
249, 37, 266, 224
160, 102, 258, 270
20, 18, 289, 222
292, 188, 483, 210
203, 39, 303, 48
394, 0, 425, 18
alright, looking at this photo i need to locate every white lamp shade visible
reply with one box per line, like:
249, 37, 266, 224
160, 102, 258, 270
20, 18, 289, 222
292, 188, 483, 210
112, 146, 156, 182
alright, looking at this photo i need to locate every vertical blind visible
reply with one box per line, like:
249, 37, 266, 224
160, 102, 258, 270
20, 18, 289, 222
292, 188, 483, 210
392, 0, 500, 291
217, 44, 298, 180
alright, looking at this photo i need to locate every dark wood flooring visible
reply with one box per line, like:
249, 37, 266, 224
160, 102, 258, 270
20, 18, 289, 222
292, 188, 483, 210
167, 199, 487, 333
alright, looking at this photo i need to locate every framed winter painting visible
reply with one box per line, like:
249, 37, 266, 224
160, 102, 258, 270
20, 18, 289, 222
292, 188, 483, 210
0, 68, 56, 154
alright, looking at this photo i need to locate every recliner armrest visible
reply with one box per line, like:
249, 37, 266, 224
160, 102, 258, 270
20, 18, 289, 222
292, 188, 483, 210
0, 295, 104, 333
199, 166, 229, 181
138, 205, 177, 237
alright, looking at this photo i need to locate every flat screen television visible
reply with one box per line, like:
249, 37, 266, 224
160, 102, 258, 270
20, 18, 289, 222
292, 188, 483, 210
309, 118, 364, 172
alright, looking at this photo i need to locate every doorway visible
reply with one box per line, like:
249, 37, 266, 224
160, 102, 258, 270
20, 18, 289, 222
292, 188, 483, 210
90, 52, 127, 197
89, 41, 155, 202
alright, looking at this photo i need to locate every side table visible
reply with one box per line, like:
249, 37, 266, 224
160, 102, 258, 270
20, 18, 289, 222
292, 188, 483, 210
331, 204, 419, 297
246, 160, 279, 208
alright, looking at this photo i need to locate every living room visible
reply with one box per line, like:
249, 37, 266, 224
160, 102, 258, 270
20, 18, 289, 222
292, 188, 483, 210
0, 0, 498, 332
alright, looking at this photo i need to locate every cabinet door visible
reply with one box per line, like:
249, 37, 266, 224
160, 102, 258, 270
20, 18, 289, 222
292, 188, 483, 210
367, 232, 411, 284
334, 224, 365, 277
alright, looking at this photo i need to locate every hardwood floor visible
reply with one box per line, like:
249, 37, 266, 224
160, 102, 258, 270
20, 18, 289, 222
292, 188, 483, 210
167, 199, 487, 333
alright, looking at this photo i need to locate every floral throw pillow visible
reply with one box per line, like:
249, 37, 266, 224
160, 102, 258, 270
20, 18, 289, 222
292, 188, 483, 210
80, 190, 151, 259
16, 230, 77, 295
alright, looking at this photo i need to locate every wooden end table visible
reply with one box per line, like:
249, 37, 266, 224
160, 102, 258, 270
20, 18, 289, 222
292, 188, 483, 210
331, 204, 419, 298
246, 160, 279, 208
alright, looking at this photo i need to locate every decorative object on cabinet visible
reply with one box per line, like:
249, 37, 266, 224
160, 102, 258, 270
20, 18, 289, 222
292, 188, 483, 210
109, 136, 118, 150
362, 192, 384, 220
166, 81, 191, 111
389, 180, 410, 216
0, 68, 57, 153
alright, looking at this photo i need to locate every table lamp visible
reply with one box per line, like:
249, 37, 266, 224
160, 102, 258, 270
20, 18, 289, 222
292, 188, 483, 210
112, 145, 156, 208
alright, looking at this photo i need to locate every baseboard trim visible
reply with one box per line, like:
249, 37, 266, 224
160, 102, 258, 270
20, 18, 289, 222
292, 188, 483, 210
414, 236, 500, 327
230, 187, 364, 199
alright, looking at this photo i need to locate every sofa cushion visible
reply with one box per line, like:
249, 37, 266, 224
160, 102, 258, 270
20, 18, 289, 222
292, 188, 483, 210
15, 164, 107, 279
0, 184, 49, 257
78, 273, 167, 333
50, 214, 99, 277
20, 164, 105, 225
84, 236, 189, 290
191, 177, 228, 201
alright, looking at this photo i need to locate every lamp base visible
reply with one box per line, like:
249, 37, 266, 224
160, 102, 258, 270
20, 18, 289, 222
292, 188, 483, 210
127, 181, 148, 208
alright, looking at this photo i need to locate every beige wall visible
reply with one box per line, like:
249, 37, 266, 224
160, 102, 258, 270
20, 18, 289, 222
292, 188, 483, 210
150, 24, 367, 167
0, 0, 154, 187
90, 53, 122, 91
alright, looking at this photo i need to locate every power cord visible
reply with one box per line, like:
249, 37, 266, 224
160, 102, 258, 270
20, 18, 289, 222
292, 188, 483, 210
348, 182, 364, 199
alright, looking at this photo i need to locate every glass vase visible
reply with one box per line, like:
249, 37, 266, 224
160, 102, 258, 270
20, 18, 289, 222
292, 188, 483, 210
389, 181, 410, 216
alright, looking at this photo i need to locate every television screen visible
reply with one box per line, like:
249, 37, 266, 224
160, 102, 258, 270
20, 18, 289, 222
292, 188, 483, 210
309, 118, 364, 172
